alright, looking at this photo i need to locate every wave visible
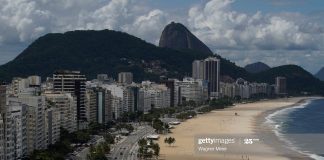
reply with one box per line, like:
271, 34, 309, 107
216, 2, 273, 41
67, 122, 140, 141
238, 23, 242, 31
265, 99, 324, 160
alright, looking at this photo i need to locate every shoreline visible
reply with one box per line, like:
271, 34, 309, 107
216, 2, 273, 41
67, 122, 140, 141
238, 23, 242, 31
157, 97, 319, 160
255, 97, 323, 160
254, 98, 313, 160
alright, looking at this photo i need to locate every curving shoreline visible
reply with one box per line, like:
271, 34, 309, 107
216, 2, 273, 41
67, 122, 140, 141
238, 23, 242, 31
254, 98, 315, 160
157, 97, 318, 160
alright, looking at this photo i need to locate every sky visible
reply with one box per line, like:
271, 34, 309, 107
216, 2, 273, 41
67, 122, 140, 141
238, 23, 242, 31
0, 0, 324, 73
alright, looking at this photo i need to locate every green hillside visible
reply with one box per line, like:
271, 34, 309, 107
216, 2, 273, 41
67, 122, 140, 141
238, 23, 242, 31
0, 29, 322, 95
0, 30, 247, 82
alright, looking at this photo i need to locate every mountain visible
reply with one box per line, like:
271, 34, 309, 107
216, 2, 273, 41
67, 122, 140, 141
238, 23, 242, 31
0, 30, 210, 82
253, 65, 324, 95
159, 22, 213, 55
0, 27, 322, 95
0, 29, 248, 82
315, 67, 324, 81
244, 62, 270, 73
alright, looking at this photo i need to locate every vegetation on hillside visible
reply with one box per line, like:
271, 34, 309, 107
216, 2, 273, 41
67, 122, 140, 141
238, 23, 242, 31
0, 30, 323, 95
253, 65, 324, 95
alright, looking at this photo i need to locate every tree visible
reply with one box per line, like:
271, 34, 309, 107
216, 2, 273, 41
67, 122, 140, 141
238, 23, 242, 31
152, 119, 164, 133
104, 133, 115, 144
74, 130, 91, 143
138, 138, 147, 147
137, 138, 160, 159
164, 137, 176, 146
87, 142, 109, 160
188, 100, 197, 107
152, 143, 160, 158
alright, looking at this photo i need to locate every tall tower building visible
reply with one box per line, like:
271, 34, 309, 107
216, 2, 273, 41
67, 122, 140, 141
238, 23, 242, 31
275, 77, 287, 95
192, 57, 220, 99
0, 85, 7, 160
53, 70, 86, 129
192, 60, 204, 79
204, 57, 220, 98
162, 80, 176, 107
118, 72, 133, 84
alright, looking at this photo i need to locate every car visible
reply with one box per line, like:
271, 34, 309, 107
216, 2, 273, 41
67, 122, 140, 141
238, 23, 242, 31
120, 152, 123, 155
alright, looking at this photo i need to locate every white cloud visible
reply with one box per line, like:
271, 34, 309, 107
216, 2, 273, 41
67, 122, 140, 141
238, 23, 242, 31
122, 9, 168, 44
188, 0, 324, 51
0, 0, 168, 46
187, 0, 324, 73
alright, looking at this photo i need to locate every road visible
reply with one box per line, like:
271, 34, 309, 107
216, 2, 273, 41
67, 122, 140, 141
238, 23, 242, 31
108, 125, 154, 160
75, 135, 105, 159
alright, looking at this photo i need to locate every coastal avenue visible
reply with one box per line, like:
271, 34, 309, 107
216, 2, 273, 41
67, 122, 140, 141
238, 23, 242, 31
109, 124, 155, 160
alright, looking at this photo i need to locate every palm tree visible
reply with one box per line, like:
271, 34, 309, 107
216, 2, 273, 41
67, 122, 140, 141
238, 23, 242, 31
164, 137, 169, 146
164, 137, 176, 146
152, 143, 160, 159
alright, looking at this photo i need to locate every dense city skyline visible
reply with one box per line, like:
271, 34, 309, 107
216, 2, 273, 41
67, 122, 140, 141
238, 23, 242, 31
0, 0, 324, 73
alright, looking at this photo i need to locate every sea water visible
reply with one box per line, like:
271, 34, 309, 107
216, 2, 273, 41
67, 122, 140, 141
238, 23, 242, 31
266, 98, 324, 160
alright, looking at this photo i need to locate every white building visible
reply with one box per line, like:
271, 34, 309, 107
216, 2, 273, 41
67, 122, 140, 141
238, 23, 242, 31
9, 76, 41, 97
16, 95, 46, 154
144, 83, 170, 109
8, 101, 28, 159
0, 85, 15, 160
175, 77, 208, 105
220, 78, 271, 99
102, 84, 126, 119
138, 88, 152, 113
44, 92, 77, 133
44, 106, 60, 146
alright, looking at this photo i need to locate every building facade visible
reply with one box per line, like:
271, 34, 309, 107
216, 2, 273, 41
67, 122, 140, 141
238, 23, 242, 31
53, 70, 86, 129
275, 77, 287, 95
45, 92, 77, 133
192, 57, 220, 99
118, 72, 133, 84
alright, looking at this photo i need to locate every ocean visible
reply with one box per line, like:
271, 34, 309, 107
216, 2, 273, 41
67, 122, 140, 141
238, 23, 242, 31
266, 98, 324, 160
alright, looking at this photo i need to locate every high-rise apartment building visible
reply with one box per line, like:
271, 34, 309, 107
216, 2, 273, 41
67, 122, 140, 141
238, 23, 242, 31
16, 95, 46, 154
102, 84, 135, 119
275, 77, 287, 95
138, 88, 152, 114
44, 92, 77, 133
118, 72, 133, 84
53, 70, 86, 129
175, 77, 208, 104
85, 88, 98, 123
44, 107, 60, 146
192, 57, 220, 98
0, 85, 15, 160
10, 76, 41, 97
8, 101, 28, 159
85, 87, 115, 123
162, 80, 176, 107
192, 60, 205, 79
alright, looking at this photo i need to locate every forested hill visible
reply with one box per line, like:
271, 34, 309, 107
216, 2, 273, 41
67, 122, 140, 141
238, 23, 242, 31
0, 29, 247, 82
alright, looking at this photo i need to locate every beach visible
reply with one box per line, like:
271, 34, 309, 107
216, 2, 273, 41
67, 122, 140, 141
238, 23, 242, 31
158, 97, 313, 160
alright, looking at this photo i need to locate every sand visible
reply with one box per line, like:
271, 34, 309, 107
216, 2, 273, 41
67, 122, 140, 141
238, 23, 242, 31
157, 97, 313, 160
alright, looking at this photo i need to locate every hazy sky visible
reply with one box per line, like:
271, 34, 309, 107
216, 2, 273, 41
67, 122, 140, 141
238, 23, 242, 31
0, 0, 323, 73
